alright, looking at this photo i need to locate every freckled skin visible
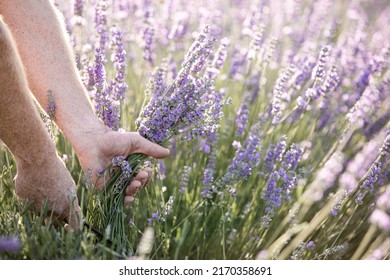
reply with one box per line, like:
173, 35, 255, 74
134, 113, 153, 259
0, 0, 169, 228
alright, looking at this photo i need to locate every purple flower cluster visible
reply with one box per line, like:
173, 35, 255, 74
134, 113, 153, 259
306, 241, 316, 250
293, 56, 316, 90
347, 71, 390, 129
142, 0, 154, 66
148, 196, 175, 223
235, 96, 250, 138
338, 138, 382, 193
109, 25, 128, 101
261, 142, 303, 225
0, 236, 21, 253
311, 46, 331, 84
94, 0, 109, 50
331, 190, 348, 216
112, 155, 132, 181
212, 37, 230, 71
311, 152, 345, 201
136, 26, 226, 144
370, 185, 390, 232
70, 0, 85, 26
355, 162, 382, 205
380, 134, 390, 157
270, 64, 297, 125
72, 0, 84, 17
179, 166, 191, 194
219, 132, 261, 187
318, 65, 340, 96
261, 135, 287, 175
93, 47, 120, 130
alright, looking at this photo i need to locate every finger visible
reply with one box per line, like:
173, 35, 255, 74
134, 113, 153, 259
131, 133, 170, 159
134, 170, 148, 183
126, 180, 141, 196
124, 195, 135, 205
144, 167, 152, 185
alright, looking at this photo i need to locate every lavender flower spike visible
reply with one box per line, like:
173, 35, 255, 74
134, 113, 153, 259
93, 47, 120, 130
219, 132, 261, 186
94, 0, 109, 50
271, 65, 297, 125
0, 236, 22, 253
110, 25, 128, 101
370, 185, 390, 232
312, 45, 331, 84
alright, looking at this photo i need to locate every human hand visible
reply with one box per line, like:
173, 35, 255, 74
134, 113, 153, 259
14, 154, 82, 229
75, 127, 170, 204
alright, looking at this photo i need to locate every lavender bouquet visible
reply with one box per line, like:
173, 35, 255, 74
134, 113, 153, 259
89, 26, 228, 251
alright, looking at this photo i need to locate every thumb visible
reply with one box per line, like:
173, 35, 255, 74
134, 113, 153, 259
130, 133, 170, 159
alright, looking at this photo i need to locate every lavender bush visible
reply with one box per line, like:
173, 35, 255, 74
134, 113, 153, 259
0, 0, 389, 259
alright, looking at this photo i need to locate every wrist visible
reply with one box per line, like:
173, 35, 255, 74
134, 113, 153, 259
61, 113, 109, 155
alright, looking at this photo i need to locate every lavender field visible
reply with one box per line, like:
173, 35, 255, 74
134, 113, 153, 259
1, 0, 390, 260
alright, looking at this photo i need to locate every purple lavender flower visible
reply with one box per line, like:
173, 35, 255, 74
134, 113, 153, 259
151, 211, 159, 220
367, 248, 386, 260
274, 135, 288, 163
245, 30, 264, 62
261, 135, 287, 176
370, 209, 390, 232
355, 162, 382, 205
179, 166, 191, 194
142, 0, 154, 66
262, 144, 276, 175
110, 25, 128, 101
261, 142, 302, 223
112, 156, 126, 166
200, 139, 211, 154
380, 134, 390, 157
97, 168, 105, 177
229, 46, 247, 80
168, 11, 190, 41
318, 65, 340, 96
282, 143, 303, 170
93, 47, 120, 130
136, 27, 223, 144
112, 156, 132, 180
271, 65, 297, 125
370, 185, 390, 231
0, 236, 22, 253
158, 160, 166, 180
203, 166, 214, 187
347, 72, 390, 129
212, 37, 230, 71
262, 170, 281, 214
312, 46, 331, 84
332, 190, 348, 216
220, 132, 261, 186
339, 138, 382, 193
95, 0, 109, 50
70, 0, 85, 26
235, 99, 249, 137
293, 56, 316, 90
72, 0, 84, 17
306, 241, 316, 250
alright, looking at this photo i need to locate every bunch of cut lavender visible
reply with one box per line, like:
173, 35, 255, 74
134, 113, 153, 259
92, 25, 227, 251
